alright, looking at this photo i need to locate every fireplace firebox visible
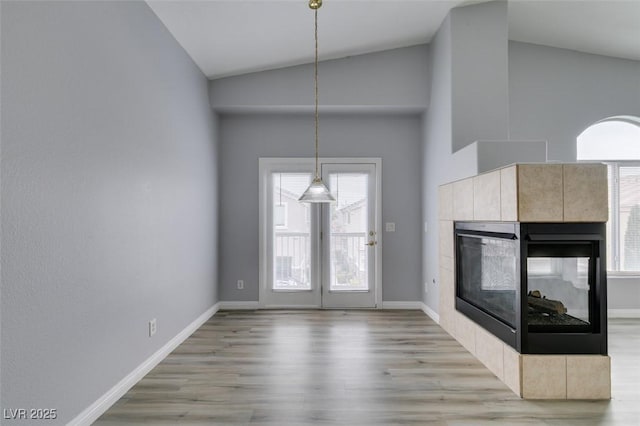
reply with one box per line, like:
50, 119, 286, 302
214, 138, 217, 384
455, 222, 607, 355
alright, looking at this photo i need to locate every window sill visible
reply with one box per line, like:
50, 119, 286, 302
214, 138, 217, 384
607, 272, 640, 279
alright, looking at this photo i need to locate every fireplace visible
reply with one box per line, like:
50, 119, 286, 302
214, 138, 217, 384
455, 222, 607, 355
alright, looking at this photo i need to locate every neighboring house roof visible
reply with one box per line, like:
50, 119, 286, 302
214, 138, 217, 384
275, 187, 302, 203
338, 198, 366, 213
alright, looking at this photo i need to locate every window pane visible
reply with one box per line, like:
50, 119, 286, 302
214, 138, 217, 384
272, 173, 312, 290
577, 118, 640, 272
619, 166, 640, 272
577, 121, 640, 160
328, 173, 368, 291
606, 165, 615, 270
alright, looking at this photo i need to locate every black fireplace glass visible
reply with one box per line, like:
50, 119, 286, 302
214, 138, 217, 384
458, 235, 517, 328
455, 221, 607, 355
526, 242, 593, 332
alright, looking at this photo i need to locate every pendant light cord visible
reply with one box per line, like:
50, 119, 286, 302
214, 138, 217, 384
314, 8, 320, 179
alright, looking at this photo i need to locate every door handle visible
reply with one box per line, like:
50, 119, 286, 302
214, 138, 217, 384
365, 241, 377, 246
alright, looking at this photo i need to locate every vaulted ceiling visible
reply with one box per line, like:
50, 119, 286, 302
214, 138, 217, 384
147, 1, 640, 79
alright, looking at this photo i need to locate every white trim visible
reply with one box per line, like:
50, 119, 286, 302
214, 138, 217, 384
258, 157, 383, 309
261, 304, 322, 309
608, 309, 640, 318
68, 303, 220, 426
320, 160, 382, 309
218, 301, 261, 310
421, 302, 440, 324
258, 159, 320, 308
381, 301, 424, 309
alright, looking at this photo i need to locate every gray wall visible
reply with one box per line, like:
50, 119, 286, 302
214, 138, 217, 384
509, 41, 640, 161
451, 1, 509, 151
0, 1, 3, 411
213, 44, 428, 303
422, 2, 511, 313
210, 45, 429, 112
1, 2, 219, 424
422, 15, 452, 312
219, 113, 422, 302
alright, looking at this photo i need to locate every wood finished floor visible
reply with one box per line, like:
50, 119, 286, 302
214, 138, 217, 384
96, 311, 640, 425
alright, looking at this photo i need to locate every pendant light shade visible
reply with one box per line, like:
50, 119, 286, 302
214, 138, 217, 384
299, 177, 336, 203
299, 0, 335, 203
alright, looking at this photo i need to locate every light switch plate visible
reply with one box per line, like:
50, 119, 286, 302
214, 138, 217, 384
385, 222, 396, 232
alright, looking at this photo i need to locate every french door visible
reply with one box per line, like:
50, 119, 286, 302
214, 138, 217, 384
259, 158, 381, 308
321, 163, 377, 308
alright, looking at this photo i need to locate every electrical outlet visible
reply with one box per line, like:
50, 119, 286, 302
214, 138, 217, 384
149, 318, 157, 337
237, 280, 244, 290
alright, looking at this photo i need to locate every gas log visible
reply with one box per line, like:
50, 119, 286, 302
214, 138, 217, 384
527, 290, 567, 315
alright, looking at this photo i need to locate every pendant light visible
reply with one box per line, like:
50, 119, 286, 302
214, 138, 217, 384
299, 0, 336, 203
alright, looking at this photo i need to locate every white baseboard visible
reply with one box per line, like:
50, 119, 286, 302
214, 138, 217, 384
68, 302, 220, 426
222, 301, 438, 311
421, 302, 440, 324
608, 309, 640, 318
381, 301, 424, 309
218, 301, 261, 310
260, 304, 322, 309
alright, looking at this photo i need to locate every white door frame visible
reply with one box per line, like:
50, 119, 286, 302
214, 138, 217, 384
321, 162, 379, 308
258, 157, 382, 309
258, 158, 320, 308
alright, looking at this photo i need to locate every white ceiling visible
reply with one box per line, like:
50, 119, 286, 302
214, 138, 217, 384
147, 0, 640, 79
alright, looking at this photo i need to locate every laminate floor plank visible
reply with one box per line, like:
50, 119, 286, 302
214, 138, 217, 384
96, 310, 640, 425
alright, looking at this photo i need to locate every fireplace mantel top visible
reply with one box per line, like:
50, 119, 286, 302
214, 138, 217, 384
439, 163, 608, 223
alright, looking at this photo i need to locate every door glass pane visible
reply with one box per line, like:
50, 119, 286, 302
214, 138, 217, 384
619, 166, 640, 272
328, 173, 368, 291
272, 173, 312, 290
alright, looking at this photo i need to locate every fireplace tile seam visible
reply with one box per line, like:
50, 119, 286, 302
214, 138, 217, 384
499, 169, 503, 221
564, 356, 568, 399
516, 165, 520, 221
558, 164, 567, 222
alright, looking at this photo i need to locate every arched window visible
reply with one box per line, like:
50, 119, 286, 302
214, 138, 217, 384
577, 117, 640, 273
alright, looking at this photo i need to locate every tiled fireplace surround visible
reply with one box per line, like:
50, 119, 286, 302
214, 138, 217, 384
438, 163, 611, 399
